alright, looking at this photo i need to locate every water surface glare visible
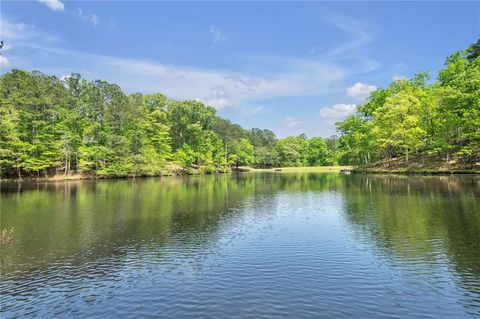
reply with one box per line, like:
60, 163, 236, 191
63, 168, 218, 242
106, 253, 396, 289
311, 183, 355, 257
1, 173, 479, 318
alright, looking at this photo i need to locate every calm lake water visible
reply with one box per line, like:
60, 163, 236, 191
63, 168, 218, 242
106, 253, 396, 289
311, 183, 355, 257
1, 173, 479, 318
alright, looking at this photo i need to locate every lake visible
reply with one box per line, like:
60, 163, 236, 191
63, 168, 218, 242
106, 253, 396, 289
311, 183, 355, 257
1, 173, 479, 318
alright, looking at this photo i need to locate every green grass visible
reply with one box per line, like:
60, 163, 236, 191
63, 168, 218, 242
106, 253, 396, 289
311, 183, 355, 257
244, 166, 352, 173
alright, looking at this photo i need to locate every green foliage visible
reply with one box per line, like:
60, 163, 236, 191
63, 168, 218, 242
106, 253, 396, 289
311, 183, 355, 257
254, 146, 279, 168
14, 52, 475, 178
228, 138, 254, 167
167, 100, 217, 149
199, 164, 216, 174
275, 136, 309, 167
246, 128, 275, 167
174, 144, 196, 168
214, 118, 248, 142
336, 41, 480, 167
324, 135, 342, 165
307, 137, 329, 166
0, 71, 226, 177
248, 128, 276, 148
466, 38, 480, 62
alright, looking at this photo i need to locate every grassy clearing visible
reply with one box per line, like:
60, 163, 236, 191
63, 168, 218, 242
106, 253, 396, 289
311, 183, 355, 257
243, 166, 352, 173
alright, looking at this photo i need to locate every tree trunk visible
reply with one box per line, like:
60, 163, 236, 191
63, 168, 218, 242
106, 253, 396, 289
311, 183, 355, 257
75, 152, 78, 173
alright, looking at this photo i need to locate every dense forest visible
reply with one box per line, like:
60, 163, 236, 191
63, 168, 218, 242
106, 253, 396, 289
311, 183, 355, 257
0, 70, 341, 178
336, 39, 480, 168
0, 40, 478, 178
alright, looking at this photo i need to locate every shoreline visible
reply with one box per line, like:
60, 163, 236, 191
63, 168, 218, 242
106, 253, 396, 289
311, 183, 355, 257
0, 166, 352, 182
2, 166, 479, 183
0, 172, 220, 183
351, 168, 480, 175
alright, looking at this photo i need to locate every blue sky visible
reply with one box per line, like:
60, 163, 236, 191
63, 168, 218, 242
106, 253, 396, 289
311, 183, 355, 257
1, 1, 479, 137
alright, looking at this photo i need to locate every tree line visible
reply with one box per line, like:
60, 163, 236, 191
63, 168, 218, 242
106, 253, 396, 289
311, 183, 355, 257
1, 40, 477, 178
336, 39, 479, 166
0, 71, 341, 178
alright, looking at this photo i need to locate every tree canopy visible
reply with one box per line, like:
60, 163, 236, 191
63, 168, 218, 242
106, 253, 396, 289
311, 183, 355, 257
0, 70, 336, 178
336, 40, 480, 167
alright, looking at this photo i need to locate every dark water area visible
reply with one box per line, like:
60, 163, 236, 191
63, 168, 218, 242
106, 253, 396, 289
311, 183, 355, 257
1, 173, 479, 318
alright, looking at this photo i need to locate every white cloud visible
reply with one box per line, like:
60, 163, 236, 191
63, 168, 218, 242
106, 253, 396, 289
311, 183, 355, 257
318, 103, 357, 136
209, 26, 224, 45
209, 25, 225, 45
1, 19, 59, 45
319, 103, 356, 119
393, 75, 407, 81
74, 8, 98, 26
209, 25, 226, 47
321, 12, 374, 58
1, 21, 30, 39
38, 0, 65, 12
0, 56, 11, 68
283, 116, 301, 128
346, 82, 377, 100
203, 87, 230, 109
81, 55, 346, 110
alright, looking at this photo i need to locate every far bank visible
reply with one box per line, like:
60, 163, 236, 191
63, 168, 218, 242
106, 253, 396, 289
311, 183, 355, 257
0, 166, 354, 182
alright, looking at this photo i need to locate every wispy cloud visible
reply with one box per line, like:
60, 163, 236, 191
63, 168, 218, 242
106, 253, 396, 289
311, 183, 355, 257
283, 116, 301, 128
319, 103, 356, 119
1, 15, 373, 115
95, 56, 345, 109
1, 21, 31, 39
310, 10, 380, 80
314, 11, 375, 60
393, 75, 407, 81
209, 25, 225, 46
38, 0, 65, 12
317, 103, 357, 135
202, 87, 230, 110
0, 56, 11, 68
1, 17, 347, 110
1, 18, 59, 43
346, 82, 376, 100
74, 8, 98, 26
